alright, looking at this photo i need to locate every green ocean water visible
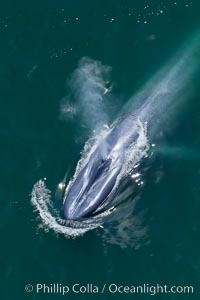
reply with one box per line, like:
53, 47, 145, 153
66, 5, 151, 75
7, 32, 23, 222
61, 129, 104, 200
1, 0, 200, 299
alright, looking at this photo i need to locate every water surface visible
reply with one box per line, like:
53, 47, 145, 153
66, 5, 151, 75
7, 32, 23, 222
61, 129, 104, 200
1, 1, 200, 299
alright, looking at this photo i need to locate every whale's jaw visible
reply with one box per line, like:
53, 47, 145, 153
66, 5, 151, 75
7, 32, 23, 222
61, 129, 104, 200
64, 157, 122, 220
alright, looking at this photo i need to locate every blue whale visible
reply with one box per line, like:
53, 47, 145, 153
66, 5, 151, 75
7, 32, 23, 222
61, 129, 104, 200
64, 115, 142, 220
63, 33, 200, 221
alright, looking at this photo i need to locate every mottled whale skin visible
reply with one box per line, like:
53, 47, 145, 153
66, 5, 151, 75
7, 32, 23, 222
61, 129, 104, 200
64, 115, 139, 220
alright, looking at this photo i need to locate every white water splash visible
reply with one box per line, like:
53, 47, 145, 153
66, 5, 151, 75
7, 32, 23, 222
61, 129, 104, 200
31, 180, 102, 237
121, 118, 149, 176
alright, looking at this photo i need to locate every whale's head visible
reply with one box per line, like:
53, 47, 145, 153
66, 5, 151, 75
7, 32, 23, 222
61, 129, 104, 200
63, 154, 121, 220
63, 116, 142, 221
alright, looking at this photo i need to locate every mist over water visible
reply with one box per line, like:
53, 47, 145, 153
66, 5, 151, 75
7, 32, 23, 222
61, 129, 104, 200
60, 57, 112, 131
61, 31, 200, 139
